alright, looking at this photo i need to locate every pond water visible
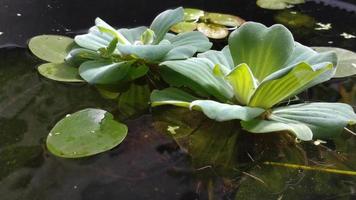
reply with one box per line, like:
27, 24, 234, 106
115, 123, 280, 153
1, 0, 356, 199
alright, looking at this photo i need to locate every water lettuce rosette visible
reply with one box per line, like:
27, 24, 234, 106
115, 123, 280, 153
29, 7, 212, 85
151, 22, 356, 141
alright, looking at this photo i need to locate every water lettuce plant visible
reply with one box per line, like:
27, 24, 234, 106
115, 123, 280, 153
29, 7, 212, 85
151, 22, 356, 141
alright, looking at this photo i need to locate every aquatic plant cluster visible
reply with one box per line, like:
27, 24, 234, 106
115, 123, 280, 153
28, 7, 356, 158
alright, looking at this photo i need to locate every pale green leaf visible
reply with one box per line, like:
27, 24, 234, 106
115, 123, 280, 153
249, 62, 333, 109
65, 48, 101, 66
79, 60, 133, 84
150, 87, 199, 108
140, 28, 155, 45
183, 8, 204, 21
190, 100, 265, 121
117, 43, 173, 62
28, 35, 74, 63
163, 46, 197, 60
229, 22, 294, 81
46, 108, 128, 158
118, 26, 148, 44
226, 63, 258, 105
160, 58, 234, 101
150, 7, 184, 44
167, 31, 212, 52
197, 46, 234, 71
313, 46, 356, 78
38, 63, 84, 83
270, 103, 356, 138
241, 118, 313, 141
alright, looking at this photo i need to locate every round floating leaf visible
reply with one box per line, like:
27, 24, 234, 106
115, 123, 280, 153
183, 8, 204, 21
312, 46, 356, 78
46, 108, 128, 158
38, 63, 84, 83
206, 12, 245, 27
170, 22, 197, 33
28, 35, 74, 63
197, 23, 229, 39
256, 0, 305, 10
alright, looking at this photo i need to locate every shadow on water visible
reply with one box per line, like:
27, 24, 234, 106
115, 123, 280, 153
1, 0, 356, 200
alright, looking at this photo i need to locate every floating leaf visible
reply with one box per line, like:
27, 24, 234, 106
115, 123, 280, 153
256, 0, 305, 10
197, 23, 229, 39
46, 108, 127, 158
38, 63, 84, 83
205, 12, 245, 27
170, 22, 197, 33
183, 8, 204, 21
28, 35, 74, 63
312, 47, 356, 78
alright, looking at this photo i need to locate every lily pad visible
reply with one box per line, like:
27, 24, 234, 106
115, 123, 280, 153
28, 35, 74, 63
170, 22, 197, 33
183, 8, 204, 21
38, 63, 84, 83
257, 0, 305, 10
312, 47, 356, 78
46, 108, 128, 158
206, 12, 245, 27
197, 23, 229, 39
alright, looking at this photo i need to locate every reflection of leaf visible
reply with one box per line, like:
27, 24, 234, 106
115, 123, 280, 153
117, 83, 151, 118
312, 46, 356, 78
46, 108, 128, 158
28, 35, 74, 63
257, 0, 305, 10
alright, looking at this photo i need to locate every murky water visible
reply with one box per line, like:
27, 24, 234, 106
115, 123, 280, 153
1, 0, 356, 199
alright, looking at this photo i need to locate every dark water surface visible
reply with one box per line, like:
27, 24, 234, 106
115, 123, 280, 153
1, 0, 356, 200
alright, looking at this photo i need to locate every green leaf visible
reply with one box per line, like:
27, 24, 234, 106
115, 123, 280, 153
151, 87, 199, 108
183, 8, 204, 21
257, 0, 305, 10
197, 23, 229, 39
28, 35, 74, 63
140, 29, 155, 45
118, 26, 148, 44
190, 100, 265, 121
117, 43, 173, 62
167, 31, 212, 52
127, 64, 149, 80
205, 12, 245, 27
79, 60, 133, 84
249, 62, 333, 109
241, 118, 313, 141
150, 7, 184, 44
163, 46, 197, 60
65, 48, 101, 66
197, 46, 234, 71
226, 63, 258, 105
46, 108, 128, 158
312, 46, 356, 78
229, 22, 294, 81
95, 18, 130, 45
170, 22, 197, 33
270, 103, 356, 139
38, 63, 84, 83
160, 58, 234, 101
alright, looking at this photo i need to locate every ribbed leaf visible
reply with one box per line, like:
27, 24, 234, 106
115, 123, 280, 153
118, 26, 148, 44
190, 100, 265, 121
117, 43, 173, 62
163, 46, 197, 60
65, 48, 101, 66
241, 119, 313, 141
167, 31, 212, 52
150, 7, 184, 44
160, 58, 234, 101
150, 88, 199, 108
226, 63, 258, 105
197, 46, 234, 72
79, 60, 133, 84
270, 103, 356, 139
249, 62, 333, 109
229, 22, 294, 81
